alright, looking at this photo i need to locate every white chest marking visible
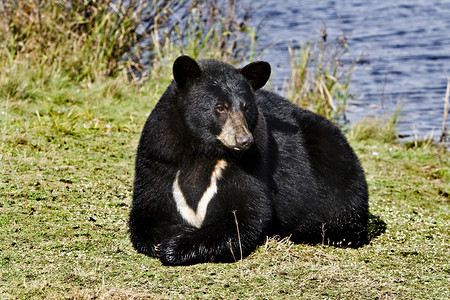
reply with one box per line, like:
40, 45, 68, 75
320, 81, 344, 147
172, 160, 227, 228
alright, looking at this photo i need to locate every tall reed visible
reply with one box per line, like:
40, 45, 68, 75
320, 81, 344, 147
282, 29, 355, 120
439, 77, 449, 144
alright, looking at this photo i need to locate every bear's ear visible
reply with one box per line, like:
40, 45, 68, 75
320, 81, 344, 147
240, 61, 271, 90
173, 55, 202, 88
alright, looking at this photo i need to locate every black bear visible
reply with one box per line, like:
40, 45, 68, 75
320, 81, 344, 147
129, 55, 368, 266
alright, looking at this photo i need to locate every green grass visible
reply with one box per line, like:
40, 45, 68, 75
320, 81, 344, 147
1, 65, 449, 299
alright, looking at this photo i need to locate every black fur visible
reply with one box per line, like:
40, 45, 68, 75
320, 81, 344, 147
129, 56, 368, 266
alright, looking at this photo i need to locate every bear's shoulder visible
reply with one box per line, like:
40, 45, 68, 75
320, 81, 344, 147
255, 89, 339, 131
137, 83, 187, 163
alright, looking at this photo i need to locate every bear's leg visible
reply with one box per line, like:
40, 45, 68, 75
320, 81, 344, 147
289, 214, 368, 248
129, 212, 188, 258
129, 227, 158, 257
327, 219, 369, 248
157, 216, 267, 266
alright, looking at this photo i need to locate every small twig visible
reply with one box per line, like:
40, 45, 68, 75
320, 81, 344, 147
228, 238, 236, 262
232, 210, 244, 280
426, 128, 435, 148
321, 223, 326, 246
440, 77, 449, 144
412, 124, 419, 148
232, 210, 243, 262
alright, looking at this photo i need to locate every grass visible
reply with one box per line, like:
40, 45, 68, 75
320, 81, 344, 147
1, 62, 449, 299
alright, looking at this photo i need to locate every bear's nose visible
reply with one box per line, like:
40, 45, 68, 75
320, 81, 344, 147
235, 134, 254, 150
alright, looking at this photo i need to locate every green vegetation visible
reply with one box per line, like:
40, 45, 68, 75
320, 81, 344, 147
283, 29, 354, 120
1, 1, 449, 299
0, 0, 254, 82
1, 70, 449, 298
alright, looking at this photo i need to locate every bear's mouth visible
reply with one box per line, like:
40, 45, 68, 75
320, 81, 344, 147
217, 133, 254, 151
216, 134, 253, 152
232, 139, 253, 151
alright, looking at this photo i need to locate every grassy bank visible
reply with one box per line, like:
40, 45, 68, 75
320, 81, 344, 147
1, 64, 449, 298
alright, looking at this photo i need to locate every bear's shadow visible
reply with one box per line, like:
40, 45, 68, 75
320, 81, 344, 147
367, 212, 387, 242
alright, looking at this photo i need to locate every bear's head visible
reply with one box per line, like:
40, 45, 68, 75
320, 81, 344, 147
172, 55, 270, 154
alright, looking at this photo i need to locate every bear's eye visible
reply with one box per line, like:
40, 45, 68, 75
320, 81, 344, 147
214, 105, 227, 114
242, 102, 247, 112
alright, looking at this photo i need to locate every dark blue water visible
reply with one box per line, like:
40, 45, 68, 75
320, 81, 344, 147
249, 0, 450, 141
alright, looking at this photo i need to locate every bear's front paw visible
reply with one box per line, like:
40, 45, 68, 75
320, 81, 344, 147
157, 236, 198, 266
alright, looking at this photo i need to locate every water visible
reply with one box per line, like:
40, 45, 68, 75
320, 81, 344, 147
249, 0, 450, 141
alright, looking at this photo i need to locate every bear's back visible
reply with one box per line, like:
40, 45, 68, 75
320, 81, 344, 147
254, 89, 368, 244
